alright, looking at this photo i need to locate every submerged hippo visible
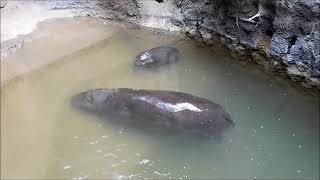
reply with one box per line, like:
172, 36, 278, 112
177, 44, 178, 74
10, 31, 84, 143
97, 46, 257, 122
134, 46, 180, 67
71, 88, 233, 136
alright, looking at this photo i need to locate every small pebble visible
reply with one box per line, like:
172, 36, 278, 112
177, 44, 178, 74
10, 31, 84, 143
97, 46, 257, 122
139, 159, 151, 165
89, 141, 98, 145
111, 163, 120, 168
63, 165, 72, 170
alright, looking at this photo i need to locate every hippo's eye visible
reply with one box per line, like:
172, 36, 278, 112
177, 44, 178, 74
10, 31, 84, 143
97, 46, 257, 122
86, 95, 94, 103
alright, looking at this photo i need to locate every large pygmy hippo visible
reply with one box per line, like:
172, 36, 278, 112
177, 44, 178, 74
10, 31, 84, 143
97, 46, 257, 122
134, 46, 180, 67
71, 88, 234, 136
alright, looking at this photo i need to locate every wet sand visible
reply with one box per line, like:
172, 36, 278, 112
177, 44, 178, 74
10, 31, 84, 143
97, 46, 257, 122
1, 17, 131, 86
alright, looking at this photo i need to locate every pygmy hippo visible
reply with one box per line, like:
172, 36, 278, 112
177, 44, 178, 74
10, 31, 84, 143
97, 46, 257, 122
71, 88, 234, 136
134, 46, 180, 67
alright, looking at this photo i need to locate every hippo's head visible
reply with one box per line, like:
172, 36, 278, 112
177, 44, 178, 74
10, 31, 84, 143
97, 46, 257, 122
134, 51, 155, 66
71, 89, 115, 113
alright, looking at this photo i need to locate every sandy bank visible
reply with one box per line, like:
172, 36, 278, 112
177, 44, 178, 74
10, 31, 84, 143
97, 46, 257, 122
1, 17, 130, 86
0, 0, 95, 58
1, 1, 76, 42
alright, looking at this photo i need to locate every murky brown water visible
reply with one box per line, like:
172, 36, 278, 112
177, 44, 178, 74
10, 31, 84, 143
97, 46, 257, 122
1, 22, 319, 179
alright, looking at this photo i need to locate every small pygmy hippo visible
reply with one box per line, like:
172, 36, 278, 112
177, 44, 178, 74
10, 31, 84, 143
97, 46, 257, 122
134, 46, 180, 67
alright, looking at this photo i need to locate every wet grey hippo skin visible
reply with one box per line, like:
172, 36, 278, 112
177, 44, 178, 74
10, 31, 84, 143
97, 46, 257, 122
134, 46, 180, 67
71, 88, 233, 136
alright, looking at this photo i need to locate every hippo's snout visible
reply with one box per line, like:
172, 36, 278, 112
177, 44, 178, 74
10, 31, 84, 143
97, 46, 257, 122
134, 51, 154, 66
71, 93, 91, 111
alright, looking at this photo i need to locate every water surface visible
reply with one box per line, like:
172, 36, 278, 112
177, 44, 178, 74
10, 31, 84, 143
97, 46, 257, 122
1, 27, 319, 179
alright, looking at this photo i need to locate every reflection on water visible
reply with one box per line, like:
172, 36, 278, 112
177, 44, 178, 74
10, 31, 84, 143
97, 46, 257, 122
1, 28, 319, 179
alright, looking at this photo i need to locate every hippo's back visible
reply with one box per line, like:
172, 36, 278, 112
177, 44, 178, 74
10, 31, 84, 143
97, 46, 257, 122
148, 46, 180, 65
148, 46, 179, 56
115, 88, 233, 135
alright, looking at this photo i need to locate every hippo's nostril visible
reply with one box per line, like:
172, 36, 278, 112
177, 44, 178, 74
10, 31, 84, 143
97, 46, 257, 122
71, 94, 86, 109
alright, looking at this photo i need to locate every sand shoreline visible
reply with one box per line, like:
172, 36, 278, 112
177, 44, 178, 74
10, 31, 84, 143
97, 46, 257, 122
0, 1, 94, 85
0, 17, 133, 86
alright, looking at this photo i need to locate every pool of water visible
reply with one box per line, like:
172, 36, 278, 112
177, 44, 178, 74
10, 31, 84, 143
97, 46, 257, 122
1, 27, 319, 179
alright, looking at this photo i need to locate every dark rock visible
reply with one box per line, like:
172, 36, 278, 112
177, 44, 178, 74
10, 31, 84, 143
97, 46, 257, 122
0, 1, 7, 8
310, 30, 320, 77
268, 33, 289, 59
287, 37, 313, 71
95, 0, 140, 21
155, 0, 164, 3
